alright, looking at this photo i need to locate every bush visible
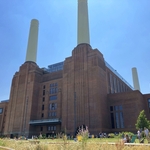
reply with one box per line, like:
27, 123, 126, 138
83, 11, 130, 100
108, 133, 115, 138
118, 132, 134, 139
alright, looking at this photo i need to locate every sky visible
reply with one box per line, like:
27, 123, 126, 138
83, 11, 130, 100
0, 0, 150, 100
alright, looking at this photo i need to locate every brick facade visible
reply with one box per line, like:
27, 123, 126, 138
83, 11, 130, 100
1, 44, 150, 138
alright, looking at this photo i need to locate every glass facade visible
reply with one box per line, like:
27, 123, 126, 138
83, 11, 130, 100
42, 62, 64, 73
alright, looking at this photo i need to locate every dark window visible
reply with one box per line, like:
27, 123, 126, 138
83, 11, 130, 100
50, 103, 57, 110
148, 99, 150, 113
43, 90, 45, 96
43, 97, 45, 102
43, 85, 45, 89
40, 127, 43, 131
115, 112, 120, 128
110, 113, 115, 128
50, 95, 57, 100
110, 105, 124, 129
110, 106, 113, 111
41, 113, 44, 118
0, 108, 3, 114
42, 105, 44, 110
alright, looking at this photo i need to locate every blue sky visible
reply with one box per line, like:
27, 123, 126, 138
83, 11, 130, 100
0, 0, 150, 100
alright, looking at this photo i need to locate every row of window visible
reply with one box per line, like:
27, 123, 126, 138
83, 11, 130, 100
42, 103, 57, 111
108, 73, 130, 94
43, 83, 58, 89
42, 95, 57, 102
50, 83, 58, 87
41, 112, 57, 118
110, 105, 122, 112
40, 126, 57, 131
42, 83, 58, 96
49, 112, 57, 117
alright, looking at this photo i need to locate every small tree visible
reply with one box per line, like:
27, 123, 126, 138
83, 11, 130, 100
135, 110, 150, 130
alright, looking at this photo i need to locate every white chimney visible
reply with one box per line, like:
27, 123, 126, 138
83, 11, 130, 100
132, 67, 141, 91
25, 19, 39, 63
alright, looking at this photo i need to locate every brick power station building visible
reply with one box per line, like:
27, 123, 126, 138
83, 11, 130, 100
0, 0, 150, 138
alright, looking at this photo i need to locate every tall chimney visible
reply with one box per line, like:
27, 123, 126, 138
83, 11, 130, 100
132, 67, 141, 91
77, 0, 90, 45
25, 19, 39, 63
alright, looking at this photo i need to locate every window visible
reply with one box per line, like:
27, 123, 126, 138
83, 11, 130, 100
110, 105, 124, 129
43, 97, 45, 102
120, 112, 124, 128
119, 105, 122, 110
40, 127, 43, 131
110, 113, 115, 128
115, 112, 120, 128
50, 83, 58, 94
48, 126, 56, 131
43, 90, 45, 96
114, 106, 119, 111
114, 77, 117, 93
50, 103, 57, 110
148, 99, 150, 112
42, 105, 44, 110
110, 106, 113, 111
43, 85, 45, 89
0, 108, 3, 114
48, 112, 57, 117
50, 95, 57, 100
117, 80, 120, 93
120, 82, 122, 92
110, 74, 113, 93
41, 113, 44, 118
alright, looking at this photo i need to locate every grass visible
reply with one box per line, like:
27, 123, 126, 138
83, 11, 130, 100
0, 137, 149, 150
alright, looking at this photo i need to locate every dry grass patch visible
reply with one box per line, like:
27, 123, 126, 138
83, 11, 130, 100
0, 138, 150, 150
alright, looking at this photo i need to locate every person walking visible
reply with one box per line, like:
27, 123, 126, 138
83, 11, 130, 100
137, 129, 141, 142
144, 127, 150, 143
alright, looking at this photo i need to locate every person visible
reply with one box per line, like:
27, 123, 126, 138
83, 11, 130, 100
137, 129, 141, 142
144, 127, 150, 143
123, 134, 130, 143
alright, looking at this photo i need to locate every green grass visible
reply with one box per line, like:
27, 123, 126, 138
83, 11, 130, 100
0, 137, 149, 150
39, 136, 148, 144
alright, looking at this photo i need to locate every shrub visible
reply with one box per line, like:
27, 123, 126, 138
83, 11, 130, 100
108, 133, 115, 138
118, 132, 134, 139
